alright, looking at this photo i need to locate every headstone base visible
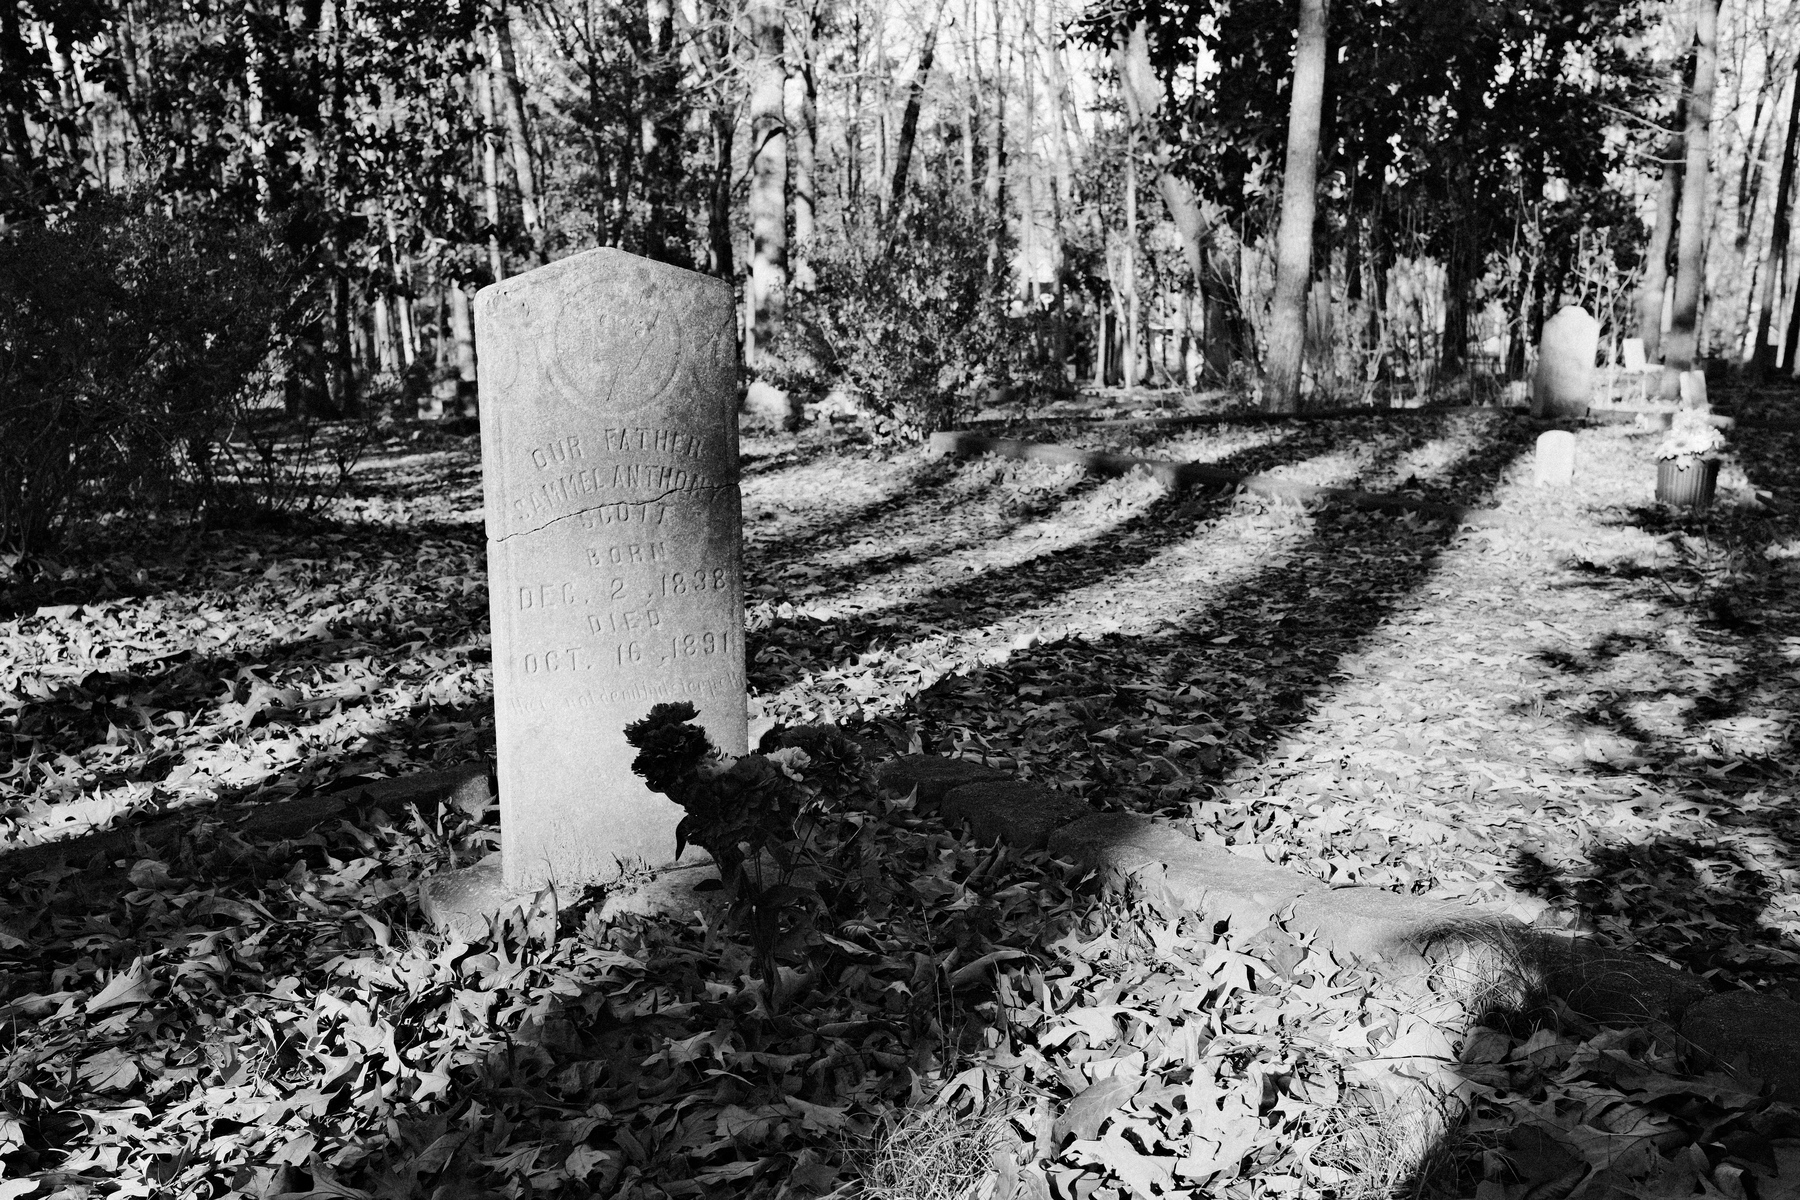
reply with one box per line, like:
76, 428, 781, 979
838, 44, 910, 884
419, 854, 723, 940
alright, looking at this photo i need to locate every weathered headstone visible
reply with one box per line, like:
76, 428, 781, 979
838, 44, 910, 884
1533, 429, 1576, 487
1621, 337, 1650, 373
1531, 306, 1599, 418
476, 248, 747, 892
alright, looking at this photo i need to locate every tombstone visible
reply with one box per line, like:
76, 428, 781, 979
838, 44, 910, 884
1680, 370, 1708, 409
1621, 338, 1650, 373
476, 248, 747, 893
744, 378, 790, 425
1533, 429, 1576, 487
1531, 306, 1599, 418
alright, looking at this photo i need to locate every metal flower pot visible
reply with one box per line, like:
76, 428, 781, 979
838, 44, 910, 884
1656, 455, 1720, 508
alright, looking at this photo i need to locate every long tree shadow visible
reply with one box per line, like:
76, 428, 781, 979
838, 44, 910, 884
1, 517, 492, 842
853, 416, 1526, 784
748, 414, 1494, 696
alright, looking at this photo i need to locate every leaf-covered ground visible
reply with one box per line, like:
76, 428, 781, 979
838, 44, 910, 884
5, 388, 1800, 1199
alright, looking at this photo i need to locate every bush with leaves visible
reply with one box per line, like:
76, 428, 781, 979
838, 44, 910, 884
775, 192, 1050, 437
0, 195, 322, 554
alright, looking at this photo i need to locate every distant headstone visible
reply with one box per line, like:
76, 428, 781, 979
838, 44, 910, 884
1680, 370, 1708, 409
1534, 430, 1576, 487
744, 378, 790, 425
1531, 306, 1599, 418
1621, 338, 1650, 373
476, 248, 747, 892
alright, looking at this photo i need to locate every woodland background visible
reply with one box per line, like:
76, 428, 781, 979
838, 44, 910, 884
4, 0, 1800, 552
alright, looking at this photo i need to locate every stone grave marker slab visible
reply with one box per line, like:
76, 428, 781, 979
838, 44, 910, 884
1680, 370, 1708, 409
1534, 430, 1576, 487
1531, 306, 1598, 418
476, 248, 747, 892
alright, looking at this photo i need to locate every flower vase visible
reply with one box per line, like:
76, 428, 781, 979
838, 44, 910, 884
1656, 455, 1720, 508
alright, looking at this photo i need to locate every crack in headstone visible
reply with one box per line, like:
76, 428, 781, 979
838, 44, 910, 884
490, 486, 734, 542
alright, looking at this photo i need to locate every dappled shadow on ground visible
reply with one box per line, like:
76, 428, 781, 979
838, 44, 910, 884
791, 389, 1800, 997
0, 512, 492, 847
19, 400, 1800, 1196
1482, 388, 1800, 990
748, 416, 1488, 697
835, 417, 1532, 803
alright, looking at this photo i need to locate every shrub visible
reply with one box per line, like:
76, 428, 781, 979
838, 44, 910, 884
0, 195, 316, 554
776, 191, 1051, 437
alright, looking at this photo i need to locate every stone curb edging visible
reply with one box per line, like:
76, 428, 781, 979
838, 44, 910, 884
961, 404, 1509, 436
0, 763, 493, 878
877, 755, 1800, 1107
928, 431, 1540, 530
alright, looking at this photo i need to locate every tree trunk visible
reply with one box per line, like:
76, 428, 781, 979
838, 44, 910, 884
1113, 23, 1251, 381
372, 287, 398, 376
242, 2, 273, 218
703, 0, 734, 278
324, 0, 358, 416
489, 0, 544, 266
787, 12, 818, 287
889, 0, 948, 212
1785, 269, 1800, 373
746, 0, 787, 367
434, 278, 449, 370
1264, 0, 1331, 413
382, 200, 419, 366
983, 1, 1005, 274
961, 0, 976, 197
847, 7, 863, 206
1661, 0, 1720, 402
1045, 4, 1071, 370
1750, 58, 1800, 380
450, 282, 478, 413
1639, 130, 1683, 360
640, 0, 687, 266
1440, 213, 1474, 377
475, 66, 506, 282
1123, 136, 1138, 391
708, 104, 735, 279
1020, 0, 1037, 306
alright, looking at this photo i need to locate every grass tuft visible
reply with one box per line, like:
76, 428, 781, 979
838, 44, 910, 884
853, 1105, 1020, 1200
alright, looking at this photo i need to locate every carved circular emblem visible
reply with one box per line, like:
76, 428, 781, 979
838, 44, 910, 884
542, 266, 684, 416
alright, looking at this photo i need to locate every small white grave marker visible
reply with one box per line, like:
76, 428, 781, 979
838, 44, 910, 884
1680, 370, 1708, 409
1534, 429, 1576, 488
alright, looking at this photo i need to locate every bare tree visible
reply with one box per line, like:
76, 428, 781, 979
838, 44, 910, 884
1661, 0, 1722, 401
1750, 55, 1799, 380
1639, 129, 1683, 360
1264, 0, 1331, 413
787, 3, 820, 287
889, 0, 949, 211
489, 0, 544, 266
745, 0, 787, 366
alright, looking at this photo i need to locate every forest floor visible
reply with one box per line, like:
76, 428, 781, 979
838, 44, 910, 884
5, 384, 1800, 1199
